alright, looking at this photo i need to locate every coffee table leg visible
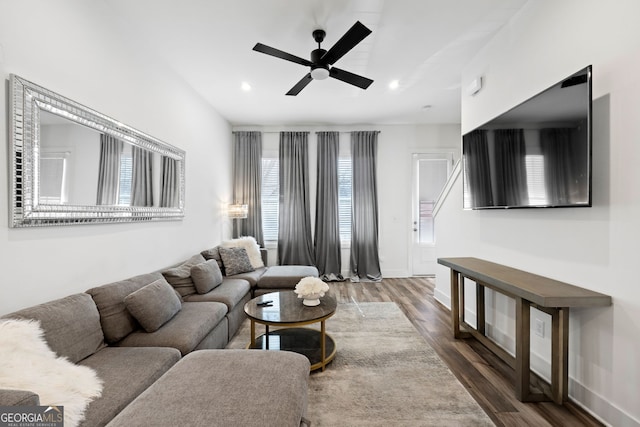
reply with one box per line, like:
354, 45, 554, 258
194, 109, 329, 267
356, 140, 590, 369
265, 325, 270, 350
321, 320, 326, 371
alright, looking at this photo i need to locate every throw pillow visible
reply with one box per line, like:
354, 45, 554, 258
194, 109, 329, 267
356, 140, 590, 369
221, 236, 264, 269
0, 319, 103, 427
218, 246, 255, 276
161, 253, 206, 297
123, 278, 182, 333
190, 260, 223, 294
201, 246, 225, 274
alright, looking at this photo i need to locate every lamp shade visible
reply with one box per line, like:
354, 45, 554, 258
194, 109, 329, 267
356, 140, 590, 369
228, 204, 248, 219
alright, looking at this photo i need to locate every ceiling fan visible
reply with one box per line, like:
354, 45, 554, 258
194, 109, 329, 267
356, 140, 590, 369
252, 21, 374, 96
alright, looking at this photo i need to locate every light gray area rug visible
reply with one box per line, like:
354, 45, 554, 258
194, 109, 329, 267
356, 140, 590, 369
227, 302, 494, 426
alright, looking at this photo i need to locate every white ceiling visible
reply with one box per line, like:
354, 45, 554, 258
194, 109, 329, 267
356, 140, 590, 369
105, 0, 528, 126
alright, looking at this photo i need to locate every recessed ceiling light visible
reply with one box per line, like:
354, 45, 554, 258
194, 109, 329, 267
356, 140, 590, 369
241, 82, 252, 91
389, 80, 400, 90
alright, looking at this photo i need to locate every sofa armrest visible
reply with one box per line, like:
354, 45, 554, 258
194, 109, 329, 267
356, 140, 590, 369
260, 248, 268, 266
0, 389, 40, 406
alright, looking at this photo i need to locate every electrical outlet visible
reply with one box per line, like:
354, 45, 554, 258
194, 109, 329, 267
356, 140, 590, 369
535, 319, 544, 338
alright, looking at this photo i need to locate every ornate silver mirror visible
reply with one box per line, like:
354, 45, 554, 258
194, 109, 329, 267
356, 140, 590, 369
9, 74, 185, 227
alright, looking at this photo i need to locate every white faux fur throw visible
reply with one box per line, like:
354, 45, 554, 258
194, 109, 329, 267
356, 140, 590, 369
222, 236, 264, 268
0, 319, 103, 427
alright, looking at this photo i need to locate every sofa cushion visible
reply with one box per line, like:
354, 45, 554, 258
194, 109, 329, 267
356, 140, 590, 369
219, 246, 254, 276
201, 246, 225, 274
229, 267, 267, 286
79, 346, 180, 427
221, 236, 264, 268
86, 272, 164, 344
123, 279, 182, 333
115, 302, 227, 355
191, 259, 223, 294
0, 389, 40, 406
106, 350, 310, 427
183, 278, 251, 310
161, 254, 206, 298
257, 265, 320, 289
3, 293, 105, 363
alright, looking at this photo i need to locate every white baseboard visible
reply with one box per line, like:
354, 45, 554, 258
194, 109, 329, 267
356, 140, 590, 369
434, 287, 450, 308
381, 269, 410, 278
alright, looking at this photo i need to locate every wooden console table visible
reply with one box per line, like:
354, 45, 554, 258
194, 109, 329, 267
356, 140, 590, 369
438, 257, 611, 404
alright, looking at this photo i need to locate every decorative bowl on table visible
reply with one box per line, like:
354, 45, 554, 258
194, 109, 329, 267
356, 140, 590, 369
294, 277, 330, 307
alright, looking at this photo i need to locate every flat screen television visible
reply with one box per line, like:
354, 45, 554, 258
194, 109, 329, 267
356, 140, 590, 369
462, 65, 592, 209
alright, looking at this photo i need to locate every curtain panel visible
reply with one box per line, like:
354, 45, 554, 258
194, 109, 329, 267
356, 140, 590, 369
160, 156, 179, 207
131, 146, 154, 207
463, 130, 493, 207
232, 131, 264, 246
315, 131, 344, 281
350, 131, 381, 281
494, 129, 527, 206
540, 128, 577, 205
96, 134, 123, 205
278, 131, 315, 266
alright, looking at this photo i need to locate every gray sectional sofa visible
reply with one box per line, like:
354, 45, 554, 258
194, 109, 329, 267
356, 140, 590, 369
0, 245, 318, 426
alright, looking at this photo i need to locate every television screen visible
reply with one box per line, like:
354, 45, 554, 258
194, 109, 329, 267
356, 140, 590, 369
462, 65, 592, 209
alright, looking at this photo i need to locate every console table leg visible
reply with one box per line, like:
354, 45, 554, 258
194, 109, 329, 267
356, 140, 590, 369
477, 284, 486, 335
551, 307, 569, 403
515, 297, 531, 400
451, 270, 462, 338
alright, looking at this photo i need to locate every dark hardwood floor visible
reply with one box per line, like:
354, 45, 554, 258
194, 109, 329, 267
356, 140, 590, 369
328, 277, 604, 427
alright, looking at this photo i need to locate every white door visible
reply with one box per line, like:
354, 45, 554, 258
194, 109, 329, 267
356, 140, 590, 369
411, 153, 452, 276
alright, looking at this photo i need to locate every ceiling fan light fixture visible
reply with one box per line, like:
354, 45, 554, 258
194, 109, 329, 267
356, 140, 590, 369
311, 66, 330, 80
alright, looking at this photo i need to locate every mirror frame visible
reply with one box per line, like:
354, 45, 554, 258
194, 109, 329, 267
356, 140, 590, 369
9, 74, 186, 227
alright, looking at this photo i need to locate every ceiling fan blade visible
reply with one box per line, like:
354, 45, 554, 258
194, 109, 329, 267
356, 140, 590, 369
286, 73, 313, 96
329, 67, 373, 90
253, 43, 313, 67
320, 21, 372, 65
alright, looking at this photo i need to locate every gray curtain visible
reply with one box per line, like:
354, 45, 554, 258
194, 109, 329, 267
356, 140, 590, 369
350, 131, 381, 282
232, 131, 264, 246
278, 131, 315, 266
131, 146, 154, 207
540, 128, 577, 205
494, 129, 527, 206
160, 156, 179, 208
96, 134, 122, 205
463, 130, 493, 207
315, 132, 344, 281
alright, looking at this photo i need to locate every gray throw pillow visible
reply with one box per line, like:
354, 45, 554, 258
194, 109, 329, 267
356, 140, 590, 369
123, 278, 182, 333
218, 246, 255, 276
191, 260, 223, 294
161, 254, 206, 297
201, 246, 225, 274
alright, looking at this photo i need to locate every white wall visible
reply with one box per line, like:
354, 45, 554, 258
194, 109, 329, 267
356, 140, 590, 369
435, 1, 640, 425
235, 123, 461, 277
0, 1, 232, 315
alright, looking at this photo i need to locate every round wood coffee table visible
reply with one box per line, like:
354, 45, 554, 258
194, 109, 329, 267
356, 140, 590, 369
244, 291, 337, 371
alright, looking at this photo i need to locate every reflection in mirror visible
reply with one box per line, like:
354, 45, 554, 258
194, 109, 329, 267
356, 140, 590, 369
9, 74, 185, 227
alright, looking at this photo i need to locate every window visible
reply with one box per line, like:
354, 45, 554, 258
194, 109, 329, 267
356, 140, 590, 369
338, 158, 352, 242
525, 154, 547, 205
259, 143, 352, 244
39, 153, 69, 204
261, 157, 279, 241
118, 151, 133, 206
